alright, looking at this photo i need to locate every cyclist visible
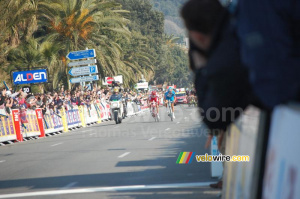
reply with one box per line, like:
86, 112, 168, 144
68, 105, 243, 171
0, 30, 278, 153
164, 87, 176, 119
148, 90, 160, 119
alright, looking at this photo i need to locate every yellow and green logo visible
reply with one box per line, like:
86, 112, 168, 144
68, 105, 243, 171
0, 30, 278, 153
176, 152, 195, 164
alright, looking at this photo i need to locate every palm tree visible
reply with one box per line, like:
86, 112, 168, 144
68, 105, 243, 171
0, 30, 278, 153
37, 0, 131, 88
0, 0, 38, 47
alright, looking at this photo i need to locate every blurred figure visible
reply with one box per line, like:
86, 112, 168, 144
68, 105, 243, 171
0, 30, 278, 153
181, 0, 252, 131
181, 0, 253, 189
236, 0, 300, 109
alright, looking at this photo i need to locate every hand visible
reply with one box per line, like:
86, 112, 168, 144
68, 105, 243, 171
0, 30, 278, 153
217, 131, 224, 150
205, 134, 213, 149
2, 90, 6, 96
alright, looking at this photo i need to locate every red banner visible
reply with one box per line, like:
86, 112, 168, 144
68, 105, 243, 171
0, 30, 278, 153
12, 109, 22, 141
35, 108, 45, 137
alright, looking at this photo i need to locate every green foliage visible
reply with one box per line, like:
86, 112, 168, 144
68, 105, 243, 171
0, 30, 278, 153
0, 0, 191, 89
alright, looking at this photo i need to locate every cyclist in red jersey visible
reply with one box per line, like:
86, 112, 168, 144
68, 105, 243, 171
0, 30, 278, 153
148, 91, 160, 119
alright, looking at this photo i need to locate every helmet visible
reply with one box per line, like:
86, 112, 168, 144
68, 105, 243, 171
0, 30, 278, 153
168, 87, 173, 92
113, 88, 119, 93
151, 91, 157, 95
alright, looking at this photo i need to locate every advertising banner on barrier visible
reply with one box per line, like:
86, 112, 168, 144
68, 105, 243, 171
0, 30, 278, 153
78, 106, 86, 127
35, 108, 45, 137
21, 110, 41, 138
0, 110, 19, 142
262, 105, 300, 199
13, 69, 48, 85
98, 103, 105, 119
65, 105, 81, 129
127, 102, 135, 116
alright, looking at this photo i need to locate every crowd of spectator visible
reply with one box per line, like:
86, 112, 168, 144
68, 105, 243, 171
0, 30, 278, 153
0, 84, 161, 118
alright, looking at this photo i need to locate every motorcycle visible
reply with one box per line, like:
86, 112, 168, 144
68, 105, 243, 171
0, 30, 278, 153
110, 98, 124, 124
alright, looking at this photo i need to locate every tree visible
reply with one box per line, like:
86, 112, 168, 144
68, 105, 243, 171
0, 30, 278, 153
37, 0, 132, 88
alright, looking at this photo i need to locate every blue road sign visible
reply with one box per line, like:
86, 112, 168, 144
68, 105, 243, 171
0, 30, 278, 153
69, 75, 99, 84
13, 69, 48, 85
66, 49, 96, 60
68, 65, 98, 76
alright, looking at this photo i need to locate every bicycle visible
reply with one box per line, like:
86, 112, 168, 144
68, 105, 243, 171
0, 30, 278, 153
167, 100, 174, 121
150, 102, 159, 122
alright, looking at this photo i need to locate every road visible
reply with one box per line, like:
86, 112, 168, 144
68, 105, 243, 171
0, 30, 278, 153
0, 105, 221, 199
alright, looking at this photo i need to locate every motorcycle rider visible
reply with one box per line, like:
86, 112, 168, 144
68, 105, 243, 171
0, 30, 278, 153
110, 88, 122, 101
148, 90, 160, 119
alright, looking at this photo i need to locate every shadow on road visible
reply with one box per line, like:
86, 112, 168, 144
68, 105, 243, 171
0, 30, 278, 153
0, 121, 220, 199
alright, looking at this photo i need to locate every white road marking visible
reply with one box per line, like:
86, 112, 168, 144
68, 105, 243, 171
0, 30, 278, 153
184, 117, 188, 120
148, 137, 156, 141
89, 133, 96, 136
0, 182, 216, 198
61, 182, 78, 190
118, 152, 131, 158
51, 143, 63, 147
165, 128, 170, 131
82, 129, 93, 133
0, 160, 6, 163
176, 122, 180, 124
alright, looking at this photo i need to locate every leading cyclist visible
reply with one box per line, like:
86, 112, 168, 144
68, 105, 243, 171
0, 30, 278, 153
148, 90, 160, 119
164, 87, 176, 119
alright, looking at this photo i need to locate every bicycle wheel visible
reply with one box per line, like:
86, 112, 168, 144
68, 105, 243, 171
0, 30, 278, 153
169, 102, 173, 121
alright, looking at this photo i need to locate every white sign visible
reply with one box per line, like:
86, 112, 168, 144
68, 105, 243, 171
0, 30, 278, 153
136, 82, 148, 89
114, 75, 123, 84
67, 59, 97, 67
211, 136, 223, 177
70, 75, 99, 84
66, 49, 96, 60
263, 105, 300, 199
68, 65, 98, 76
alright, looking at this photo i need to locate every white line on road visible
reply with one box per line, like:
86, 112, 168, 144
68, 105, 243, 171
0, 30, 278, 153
51, 143, 63, 147
0, 160, 6, 163
61, 182, 78, 190
148, 137, 156, 141
89, 133, 96, 136
118, 152, 131, 158
0, 182, 217, 198
165, 128, 170, 131
176, 122, 180, 124
82, 129, 93, 133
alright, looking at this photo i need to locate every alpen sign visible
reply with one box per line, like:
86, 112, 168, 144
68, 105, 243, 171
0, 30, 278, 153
13, 69, 48, 85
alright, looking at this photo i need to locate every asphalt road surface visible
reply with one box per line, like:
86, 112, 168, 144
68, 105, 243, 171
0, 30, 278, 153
0, 105, 221, 199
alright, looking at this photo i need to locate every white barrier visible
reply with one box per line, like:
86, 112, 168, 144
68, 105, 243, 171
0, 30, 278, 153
127, 102, 135, 116
262, 104, 300, 199
83, 105, 98, 125
222, 106, 261, 199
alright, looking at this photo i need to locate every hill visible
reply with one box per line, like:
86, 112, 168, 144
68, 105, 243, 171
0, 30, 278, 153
150, 0, 188, 36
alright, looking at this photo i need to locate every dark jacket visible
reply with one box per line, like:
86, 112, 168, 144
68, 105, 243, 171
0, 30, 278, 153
237, 0, 300, 108
0, 93, 5, 106
194, 13, 253, 131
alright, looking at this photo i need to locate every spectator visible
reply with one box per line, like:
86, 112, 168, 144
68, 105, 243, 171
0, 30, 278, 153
236, 0, 300, 109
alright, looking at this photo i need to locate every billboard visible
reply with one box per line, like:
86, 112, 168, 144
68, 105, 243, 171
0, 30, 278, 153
13, 69, 48, 85
136, 82, 148, 89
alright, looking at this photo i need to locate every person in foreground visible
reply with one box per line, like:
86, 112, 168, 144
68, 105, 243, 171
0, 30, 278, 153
181, 0, 253, 189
